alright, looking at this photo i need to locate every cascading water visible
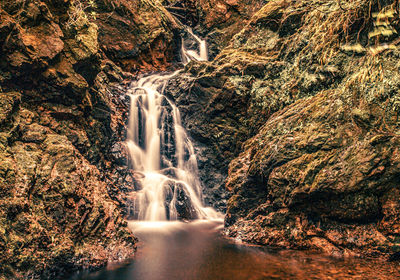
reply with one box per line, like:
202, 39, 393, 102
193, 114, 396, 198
181, 27, 208, 63
126, 28, 220, 222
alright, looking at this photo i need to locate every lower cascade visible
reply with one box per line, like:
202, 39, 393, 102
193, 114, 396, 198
126, 29, 219, 222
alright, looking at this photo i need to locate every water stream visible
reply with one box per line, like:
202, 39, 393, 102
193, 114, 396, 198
181, 27, 208, 63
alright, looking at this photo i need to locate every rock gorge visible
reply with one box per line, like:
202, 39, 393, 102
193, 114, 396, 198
1, 0, 400, 279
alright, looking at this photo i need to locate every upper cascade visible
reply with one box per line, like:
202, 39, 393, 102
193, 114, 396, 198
126, 30, 220, 221
181, 27, 208, 63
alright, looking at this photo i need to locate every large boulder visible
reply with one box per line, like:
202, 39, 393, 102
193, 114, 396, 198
196, 0, 267, 58
95, 0, 180, 72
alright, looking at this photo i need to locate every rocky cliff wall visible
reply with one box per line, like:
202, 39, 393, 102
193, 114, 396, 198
0, 0, 178, 278
223, 0, 400, 258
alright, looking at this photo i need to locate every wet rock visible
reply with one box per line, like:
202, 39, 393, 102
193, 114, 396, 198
165, 72, 251, 211
164, 182, 199, 220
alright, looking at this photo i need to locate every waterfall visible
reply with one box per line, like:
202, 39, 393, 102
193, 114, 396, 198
180, 27, 208, 64
126, 30, 220, 222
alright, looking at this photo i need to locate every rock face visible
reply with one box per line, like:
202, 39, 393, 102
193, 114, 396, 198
220, 0, 400, 257
94, 0, 180, 72
0, 0, 178, 278
165, 70, 251, 211
167, 0, 400, 257
164, 0, 306, 211
196, 0, 267, 59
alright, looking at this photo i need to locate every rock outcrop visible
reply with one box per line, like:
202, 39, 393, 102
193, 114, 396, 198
221, 0, 400, 257
167, 0, 400, 257
94, 0, 180, 72
0, 0, 178, 278
195, 0, 267, 59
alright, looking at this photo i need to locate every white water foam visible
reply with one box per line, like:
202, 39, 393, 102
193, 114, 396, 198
126, 31, 221, 222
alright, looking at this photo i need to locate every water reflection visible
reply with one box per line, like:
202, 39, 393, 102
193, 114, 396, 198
71, 221, 400, 280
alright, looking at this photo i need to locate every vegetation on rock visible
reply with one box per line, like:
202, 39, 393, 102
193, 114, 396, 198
218, 0, 400, 257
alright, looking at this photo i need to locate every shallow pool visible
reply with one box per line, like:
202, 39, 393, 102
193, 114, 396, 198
70, 220, 400, 280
